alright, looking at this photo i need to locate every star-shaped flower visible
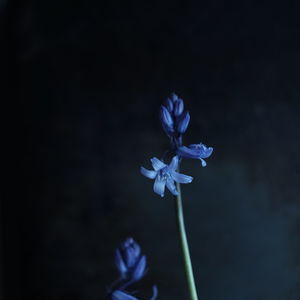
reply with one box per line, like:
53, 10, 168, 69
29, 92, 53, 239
140, 156, 193, 197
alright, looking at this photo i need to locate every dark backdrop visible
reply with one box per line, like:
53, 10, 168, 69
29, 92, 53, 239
2, 1, 300, 300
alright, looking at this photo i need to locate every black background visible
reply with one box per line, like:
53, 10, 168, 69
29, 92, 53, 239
2, 1, 300, 299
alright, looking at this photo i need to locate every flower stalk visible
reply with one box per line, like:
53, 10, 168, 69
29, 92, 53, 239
175, 180, 198, 300
140, 92, 213, 299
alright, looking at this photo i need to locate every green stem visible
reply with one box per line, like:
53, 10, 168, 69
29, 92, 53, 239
175, 181, 199, 300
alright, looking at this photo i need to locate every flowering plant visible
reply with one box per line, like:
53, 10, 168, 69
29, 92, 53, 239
108, 93, 213, 300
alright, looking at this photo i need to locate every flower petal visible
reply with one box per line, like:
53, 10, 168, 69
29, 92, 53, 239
170, 92, 178, 102
177, 111, 190, 134
164, 97, 174, 112
153, 176, 166, 197
200, 145, 213, 158
131, 240, 141, 258
168, 156, 179, 171
150, 285, 158, 300
177, 145, 199, 159
132, 255, 146, 281
166, 178, 178, 196
125, 246, 136, 268
140, 167, 157, 179
150, 157, 166, 171
160, 105, 174, 130
200, 158, 207, 167
115, 249, 127, 275
171, 171, 193, 184
111, 290, 139, 300
174, 98, 184, 116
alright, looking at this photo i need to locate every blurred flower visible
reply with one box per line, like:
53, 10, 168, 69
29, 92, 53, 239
141, 156, 193, 197
177, 143, 213, 167
115, 237, 146, 283
111, 286, 158, 300
109, 239, 158, 300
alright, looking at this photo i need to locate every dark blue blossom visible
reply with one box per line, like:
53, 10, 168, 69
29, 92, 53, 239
177, 143, 213, 167
141, 156, 193, 197
109, 238, 158, 300
160, 93, 190, 148
115, 237, 146, 283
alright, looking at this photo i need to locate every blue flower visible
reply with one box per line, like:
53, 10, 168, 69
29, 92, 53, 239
109, 239, 158, 300
111, 286, 158, 300
160, 93, 190, 145
141, 156, 193, 197
177, 143, 213, 167
115, 238, 146, 283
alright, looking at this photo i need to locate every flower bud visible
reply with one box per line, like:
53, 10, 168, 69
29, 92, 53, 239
160, 105, 174, 133
170, 92, 178, 102
132, 255, 146, 281
164, 97, 174, 112
177, 111, 190, 134
174, 98, 184, 116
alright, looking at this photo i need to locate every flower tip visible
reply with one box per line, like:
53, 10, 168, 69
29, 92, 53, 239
187, 177, 193, 183
174, 98, 184, 116
170, 92, 178, 101
150, 285, 158, 300
140, 166, 157, 179
200, 158, 207, 167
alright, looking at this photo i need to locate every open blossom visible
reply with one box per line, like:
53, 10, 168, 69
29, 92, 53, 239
177, 143, 213, 167
141, 156, 193, 197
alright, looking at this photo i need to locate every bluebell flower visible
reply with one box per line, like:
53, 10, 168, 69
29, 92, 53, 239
111, 286, 158, 300
160, 93, 190, 147
115, 237, 146, 283
141, 156, 193, 197
177, 143, 213, 167
109, 238, 158, 300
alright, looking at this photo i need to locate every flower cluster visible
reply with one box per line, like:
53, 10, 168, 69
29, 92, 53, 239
141, 93, 213, 197
109, 238, 158, 300
160, 93, 191, 149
